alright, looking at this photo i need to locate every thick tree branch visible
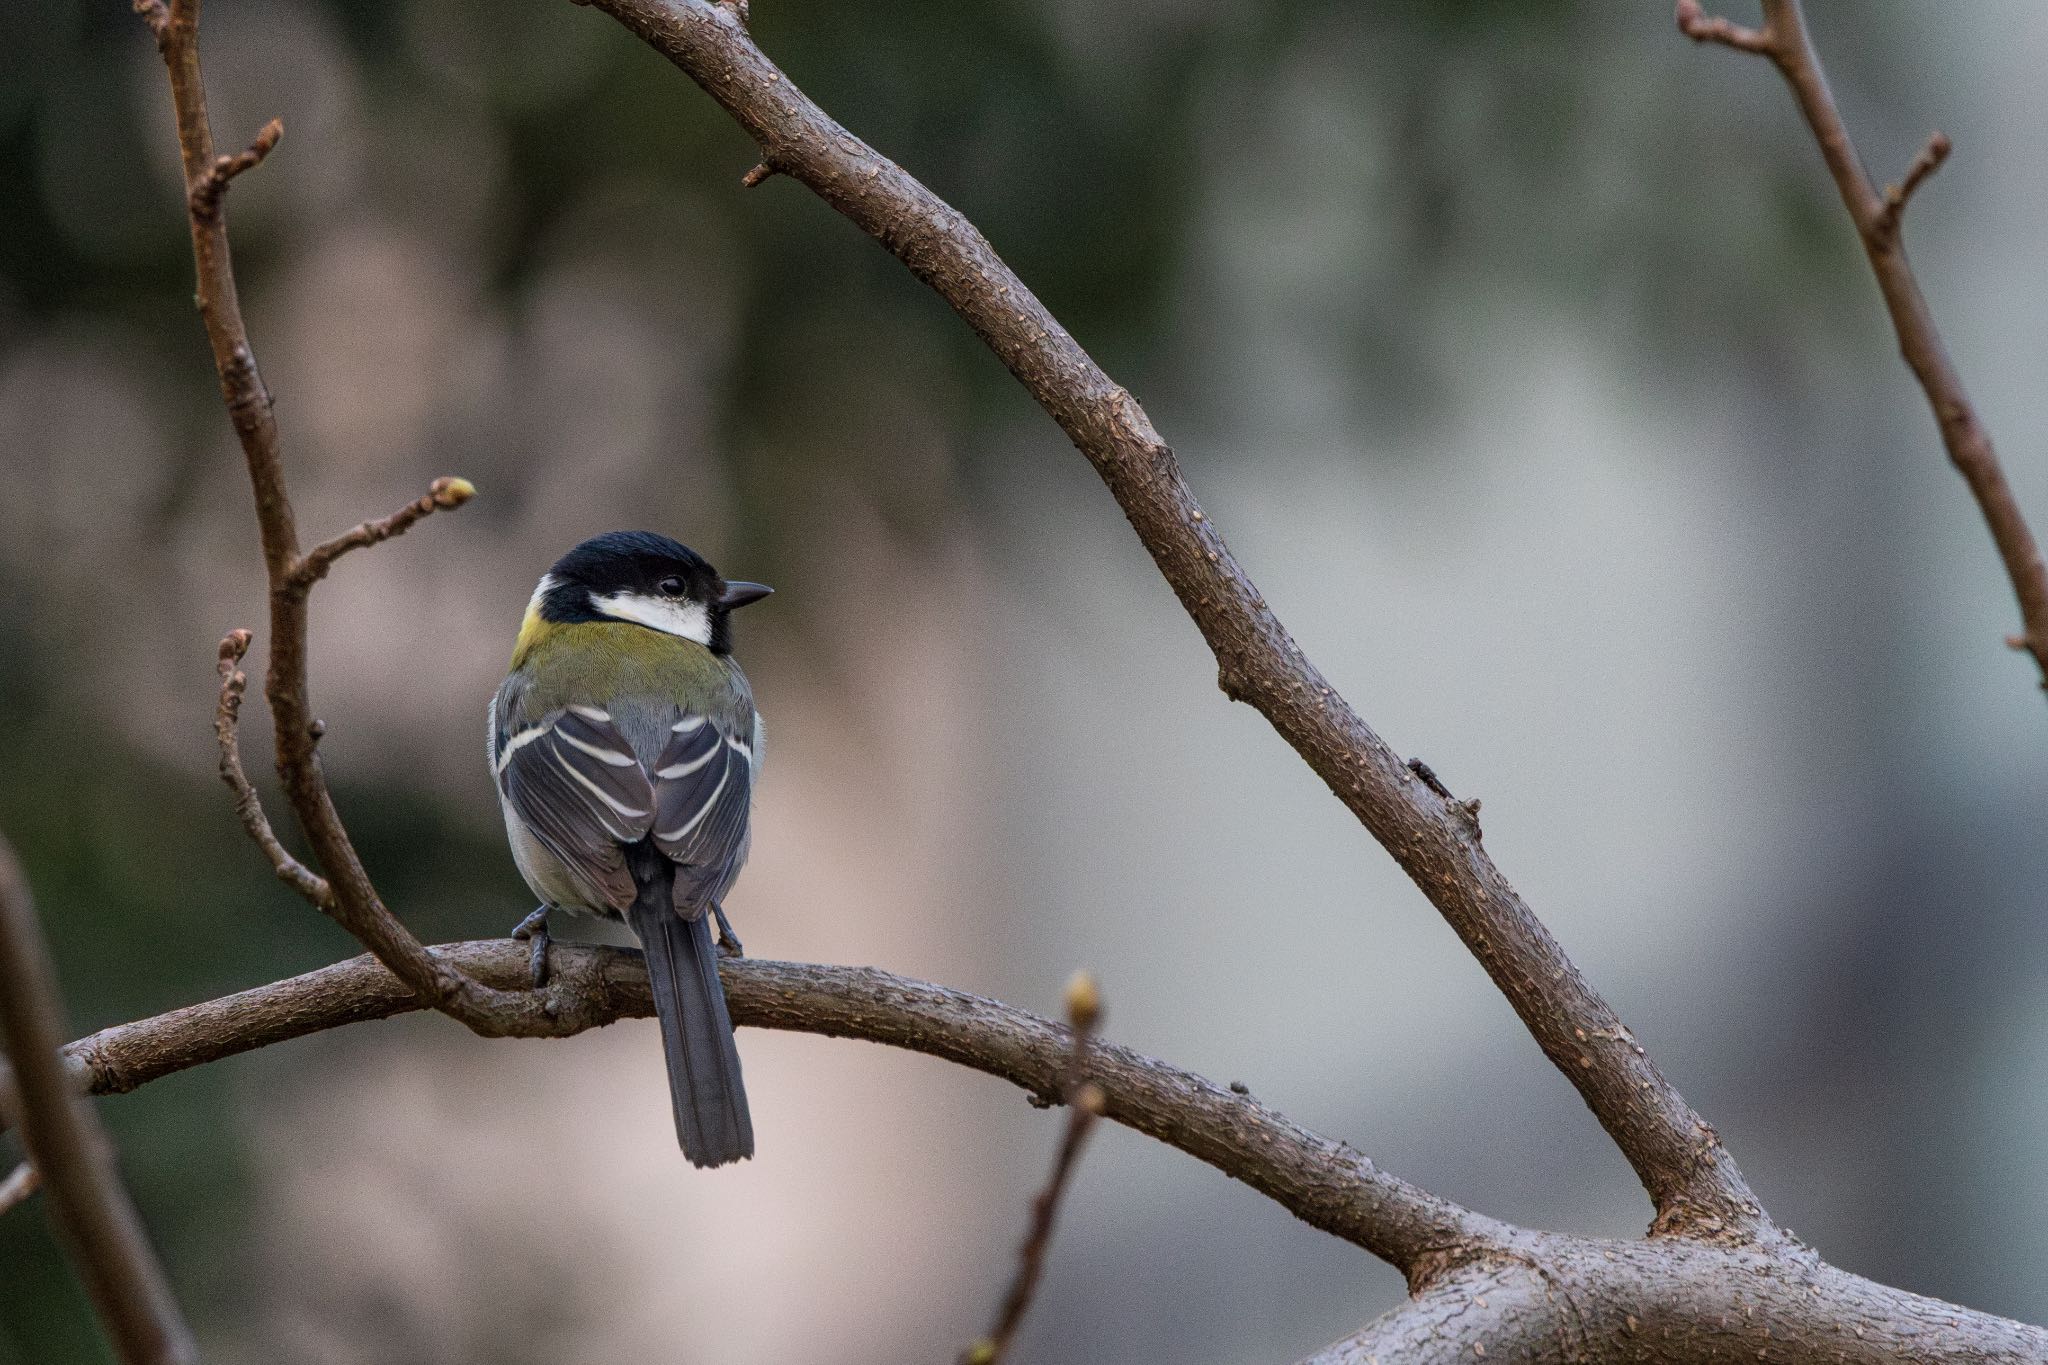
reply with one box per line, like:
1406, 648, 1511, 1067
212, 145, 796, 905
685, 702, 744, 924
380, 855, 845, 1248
1297, 1235, 2048, 1365
142, 0, 544, 1033
0, 835, 196, 1365
62, 942, 1492, 1277
50, 944, 2048, 1360
582, 0, 1759, 1236
1680, 0, 2048, 689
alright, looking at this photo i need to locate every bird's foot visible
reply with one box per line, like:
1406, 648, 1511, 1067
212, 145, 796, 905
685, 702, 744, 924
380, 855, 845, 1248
711, 902, 744, 959
511, 905, 553, 988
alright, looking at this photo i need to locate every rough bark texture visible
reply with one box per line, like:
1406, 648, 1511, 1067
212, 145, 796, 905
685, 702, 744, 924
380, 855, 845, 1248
63, 941, 1491, 1274
52, 942, 2048, 1361
1303, 1238, 2048, 1365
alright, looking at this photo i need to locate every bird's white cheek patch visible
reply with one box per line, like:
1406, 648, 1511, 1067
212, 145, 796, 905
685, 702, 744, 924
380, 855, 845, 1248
592, 591, 713, 645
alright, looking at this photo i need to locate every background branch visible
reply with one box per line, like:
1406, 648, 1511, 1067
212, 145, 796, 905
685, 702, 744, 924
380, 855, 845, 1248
1680, 0, 2048, 688
0, 834, 195, 1365
584, 0, 1760, 1237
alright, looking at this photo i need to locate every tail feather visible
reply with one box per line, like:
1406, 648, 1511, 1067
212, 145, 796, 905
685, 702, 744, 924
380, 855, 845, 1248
628, 873, 752, 1167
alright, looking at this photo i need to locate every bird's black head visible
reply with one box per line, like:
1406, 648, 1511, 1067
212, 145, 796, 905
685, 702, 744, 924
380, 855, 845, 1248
534, 530, 772, 654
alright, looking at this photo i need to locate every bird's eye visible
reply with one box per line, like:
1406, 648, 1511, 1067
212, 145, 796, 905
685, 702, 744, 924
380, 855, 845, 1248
658, 576, 685, 597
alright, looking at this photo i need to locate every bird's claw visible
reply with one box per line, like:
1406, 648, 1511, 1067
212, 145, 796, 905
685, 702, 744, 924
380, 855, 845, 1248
512, 905, 553, 988
711, 902, 744, 959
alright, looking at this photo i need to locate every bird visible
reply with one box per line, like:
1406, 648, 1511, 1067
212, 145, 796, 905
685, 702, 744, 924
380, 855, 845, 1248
490, 530, 772, 1167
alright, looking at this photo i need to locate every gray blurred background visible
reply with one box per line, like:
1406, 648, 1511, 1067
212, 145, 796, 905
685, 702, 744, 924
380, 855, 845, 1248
4, 1, 2047, 1360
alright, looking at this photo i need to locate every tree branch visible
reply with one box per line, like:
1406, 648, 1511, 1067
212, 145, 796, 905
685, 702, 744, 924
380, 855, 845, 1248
1296, 1235, 2048, 1365
62, 942, 1492, 1277
287, 476, 476, 596
142, 0, 546, 1033
0, 834, 196, 1365
581, 0, 1760, 1236
214, 629, 331, 909
1679, 0, 2048, 689
49, 943, 2048, 1360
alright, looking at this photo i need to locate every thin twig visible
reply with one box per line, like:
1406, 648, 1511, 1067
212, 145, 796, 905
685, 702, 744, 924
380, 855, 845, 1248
964, 972, 1107, 1365
288, 476, 476, 595
0, 834, 196, 1365
1873, 131, 1951, 239
0, 1160, 41, 1214
1674, 0, 1772, 54
1680, 0, 2048, 689
585, 0, 1764, 1236
141, 0, 521, 1029
215, 630, 332, 908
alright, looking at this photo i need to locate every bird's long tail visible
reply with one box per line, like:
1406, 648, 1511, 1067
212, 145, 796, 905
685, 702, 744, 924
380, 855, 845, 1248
627, 859, 753, 1168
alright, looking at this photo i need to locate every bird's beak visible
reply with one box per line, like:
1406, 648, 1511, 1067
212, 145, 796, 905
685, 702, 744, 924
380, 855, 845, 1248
719, 581, 774, 610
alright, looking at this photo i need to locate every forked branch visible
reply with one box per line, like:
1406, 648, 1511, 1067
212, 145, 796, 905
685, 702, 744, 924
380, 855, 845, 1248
140, 0, 554, 1034
1679, 0, 2048, 688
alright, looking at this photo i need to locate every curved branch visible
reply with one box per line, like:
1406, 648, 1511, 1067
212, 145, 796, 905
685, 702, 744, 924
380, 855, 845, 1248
581, 0, 1759, 1235
53, 944, 2048, 1360
63, 941, 1490, 1275
0, 835, 196, 1365
1680, 0, 2048, 689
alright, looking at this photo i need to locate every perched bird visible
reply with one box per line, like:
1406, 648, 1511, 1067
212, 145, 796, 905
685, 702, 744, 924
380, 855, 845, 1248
491, 531, 772, 1166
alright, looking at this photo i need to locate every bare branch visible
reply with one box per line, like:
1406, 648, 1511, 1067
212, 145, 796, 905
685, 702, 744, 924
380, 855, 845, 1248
1674, 0, 1774, 54
1873, 130, 1951, 239
1682, 0, 2048, 688
0, 834, 196, 1365
288, 476, 476, 595
584, 0, 1761, 1236
141, 0, 532, 1030
188, 116, 280, 224
61, 942, 1491, 1275
1297, 1235, 2048, 1365
0, 1160, 40, 1215
214, 630, 332, 908
44, 942, 2048, 1359
964, 971, 1107, 1365
739, 161, 776, 188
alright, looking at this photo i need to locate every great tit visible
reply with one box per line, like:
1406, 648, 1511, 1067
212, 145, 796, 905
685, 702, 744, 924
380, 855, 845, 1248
491, 531, 772, 1167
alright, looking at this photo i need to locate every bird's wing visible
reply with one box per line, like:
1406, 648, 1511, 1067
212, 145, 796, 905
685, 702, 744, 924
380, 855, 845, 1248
494, 694, 655, 912
649, 711, 756, 908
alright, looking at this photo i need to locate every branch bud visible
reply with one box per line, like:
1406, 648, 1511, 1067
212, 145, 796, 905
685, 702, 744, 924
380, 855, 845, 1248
1063, 969, 1101, 1031
429, 476, 476, 508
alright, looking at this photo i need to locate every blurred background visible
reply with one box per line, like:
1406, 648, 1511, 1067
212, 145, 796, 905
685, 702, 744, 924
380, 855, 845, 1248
3, 0, 2046, 1359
